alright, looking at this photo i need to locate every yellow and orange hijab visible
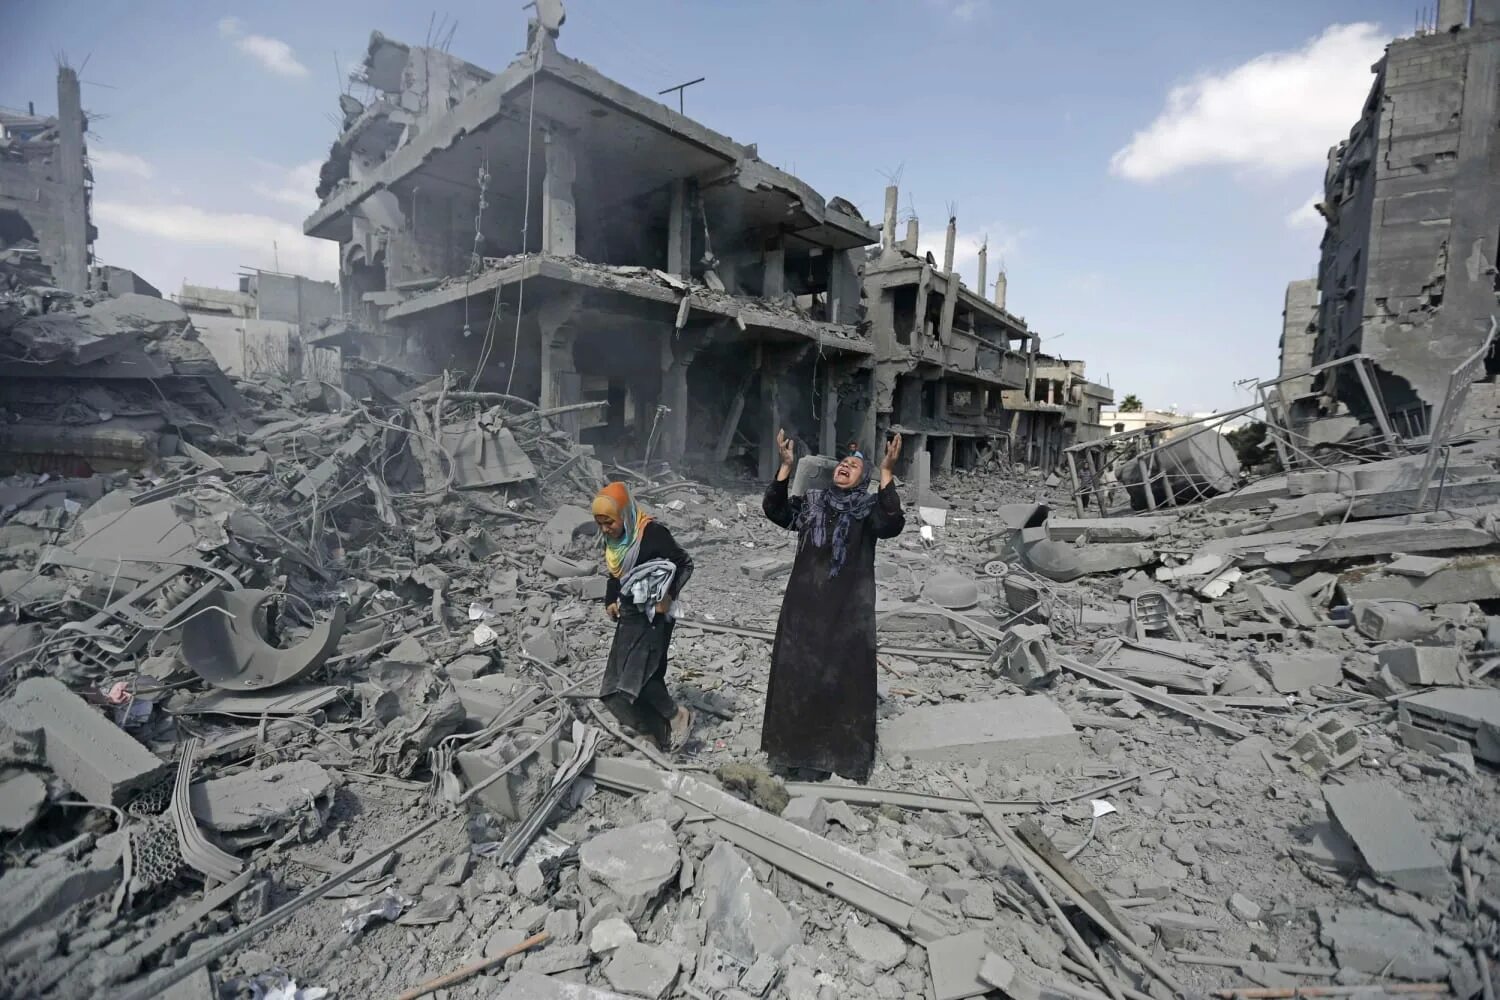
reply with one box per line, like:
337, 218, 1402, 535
592, 481, 653, 578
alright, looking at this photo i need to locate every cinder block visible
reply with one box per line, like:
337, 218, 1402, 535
880, 696, 1082, 771
1323, 781, 1448, 898
0, 678, 168, 806
1377, 644, 1462, 686
790, 455, 838, 498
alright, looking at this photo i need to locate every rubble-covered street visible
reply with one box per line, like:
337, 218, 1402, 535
4, 2, 1500, 1000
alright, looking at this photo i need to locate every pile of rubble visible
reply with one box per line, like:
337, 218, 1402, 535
2, 268, 1499, 998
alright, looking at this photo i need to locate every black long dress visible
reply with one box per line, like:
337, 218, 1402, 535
599, 521, 693, 747
761, 476, 904, 780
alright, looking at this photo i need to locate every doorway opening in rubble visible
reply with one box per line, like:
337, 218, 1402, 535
921, 382, 939, 421
892, 286, 916, 346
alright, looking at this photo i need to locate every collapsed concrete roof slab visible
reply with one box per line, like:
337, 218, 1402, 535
305, 43, 874, 251
382, 255, 874, 355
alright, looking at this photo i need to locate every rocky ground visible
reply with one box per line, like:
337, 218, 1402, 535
2, 335, 1499, 999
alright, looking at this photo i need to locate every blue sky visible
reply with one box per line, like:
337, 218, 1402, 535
2, 0, 1414, 411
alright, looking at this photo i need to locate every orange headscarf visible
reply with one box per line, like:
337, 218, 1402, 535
592, 482, 653, 578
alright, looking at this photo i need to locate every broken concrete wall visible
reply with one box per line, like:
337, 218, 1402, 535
1313, 23, 1500, 427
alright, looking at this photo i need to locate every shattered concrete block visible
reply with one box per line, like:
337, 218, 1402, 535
526, 943, 592, 975
739, 954, 779, 997
1255, 651, 1341, 693
1021, 538, 1152, 583
1317, 907, 1449, 980
1351, 601, 1440, 641
484, 927, 530, 959
0, 772, 47, 833
1227, 893, 1262, 921
579, 820, 680, 921
845, 921, 906, 971
544, 505, 596, 551
780, 797, 827, 833
589, 916, 637, 954
1323, 781, 1448, 897
978, 953, 1042, 1000
1399, 687, 1500, 763
1377, 644, 1463, 686
188, 759, 334, 832
1387, 554, 1452, 578
880, 695, 1081, 771
0, 832, 123, 941
790, 455, 838, 497
545, 908, 580, 946
604, 941, 680, 999
925, 930, 990, 1000
0, 677, 169, 806
699, 841, 802, 967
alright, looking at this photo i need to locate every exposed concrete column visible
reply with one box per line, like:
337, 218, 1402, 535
55, 67, 88, 294
762, 247, 785, 298
668, 180, 693, 277
858, 364, 878, 454
541, 129, 577, 257
659, 330, 697, 464
1438, 0, 1470, 29
820, 364, 839, 456
828, 250, 861, 325
881, 184, 898, 254
976, 242, 988, 301
1476, 0, 1499, 23
758, 366, 783, 481
942, 216, 957, 275
904, 218, 920, 255
537, 293, 581, 435
994, 270, 1008, 311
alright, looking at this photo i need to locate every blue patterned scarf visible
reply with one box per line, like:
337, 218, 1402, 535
796, 452, 877, 578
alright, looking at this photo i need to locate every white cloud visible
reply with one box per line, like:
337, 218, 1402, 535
1286, 194, 1324, 230
218, 16, 310, 79
89, 146, 154, 179
928, 0, 987, 19
94, 199, 336, 280
1111, 22, 1388, 182
251, 160, 323, 213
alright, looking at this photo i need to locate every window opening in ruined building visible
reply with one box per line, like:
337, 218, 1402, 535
0, 209, 37, 246
921, 382, 939, 420
893, 287, 916, 346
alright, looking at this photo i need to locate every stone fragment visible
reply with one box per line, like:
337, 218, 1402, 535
1135, 873, 1173, 899
544, 505, 596, 551
790, 455, 839, 497
545, 907, 580, 945
516, 861, 548, 900
589, 916, 637, 954
1386, 555, 1450, 578
780, 796, 827, 833
604, 941, 680, 999
824, 800, 870, 833
925, 930, 990, 1000
1322, 781, 1448, 897
1255, 651, 1341, 693
527, 943, 592, 975
978, 953, 1043, 1000
0, 677, 168, 805
1352, 601, 1440, 641
0, 772, 46, 832
0, 833, 123, 941
1227, 893, 1262, 921
699, 841, 801, 966
845, 922, 906, 971
1317, 907, 1449, 980
1377, 645, 1463, 686
188, 759, 333, 832
741, 556, 794, 581
580, 820, 680, 920
880, 696, 1081, 771
484, 927, 529, 959
740, 954, 780, 997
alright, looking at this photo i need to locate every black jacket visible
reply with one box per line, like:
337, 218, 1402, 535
603, 521, 694, 606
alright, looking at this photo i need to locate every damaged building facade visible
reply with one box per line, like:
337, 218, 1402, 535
0, 67, 93, 295
305, 26, 878, 477
1285, 0, 1500, 443
305, 24, 1106, 479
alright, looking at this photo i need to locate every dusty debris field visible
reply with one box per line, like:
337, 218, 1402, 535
2, 299, 1500, 999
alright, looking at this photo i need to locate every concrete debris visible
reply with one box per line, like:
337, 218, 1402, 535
579, 820, 681, 921
1322, 781, 1449, 898
881, 695, 1082, 770
699, 841, 802, 967
0, 676, 168, 805
2, 16, 1499, 1000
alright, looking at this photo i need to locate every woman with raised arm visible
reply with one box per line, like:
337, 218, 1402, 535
760, 430, 904, 782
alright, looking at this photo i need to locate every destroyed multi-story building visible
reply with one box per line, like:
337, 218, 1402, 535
304, 25, 878, 479
0, 67, 93, 294
304, 23, 1110, 483
1282, 0, 1500, 443
863, 189, 1034, 482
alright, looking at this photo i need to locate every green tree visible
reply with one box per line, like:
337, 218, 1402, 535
1118, 394, 1143, 412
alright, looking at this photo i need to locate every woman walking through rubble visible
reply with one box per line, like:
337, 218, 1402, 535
593, 482, 695, 751
761, 429, 904, 782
